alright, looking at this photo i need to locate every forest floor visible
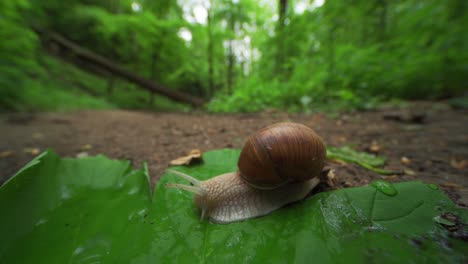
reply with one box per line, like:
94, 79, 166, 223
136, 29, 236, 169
1, 101, 467, 206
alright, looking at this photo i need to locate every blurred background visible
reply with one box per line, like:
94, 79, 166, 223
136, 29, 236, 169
0, 0, 467, 113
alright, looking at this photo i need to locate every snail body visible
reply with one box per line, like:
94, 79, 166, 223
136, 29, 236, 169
166, 122, 326, 224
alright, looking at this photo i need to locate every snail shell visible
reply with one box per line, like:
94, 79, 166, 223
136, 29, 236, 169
166, 122, 326, 224
238, 122, 326, 189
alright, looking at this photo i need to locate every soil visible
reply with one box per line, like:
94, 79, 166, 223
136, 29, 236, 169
1, 101, 467, 206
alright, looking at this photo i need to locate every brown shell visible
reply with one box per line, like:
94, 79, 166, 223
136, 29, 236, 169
237, 122, 326, 189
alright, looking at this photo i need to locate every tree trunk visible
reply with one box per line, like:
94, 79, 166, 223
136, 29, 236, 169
326, 24, 336, 89
43, 31, 204, 107
207, 4, 215, 97
107, 75, 114, 97
276, 0, 288, 75
226, 10, 236, 94
149, 51, 158, 105
148, 92, 155, 106
378, 0, 387, 41
227, 43, 234, 94
278, 0, 288, 28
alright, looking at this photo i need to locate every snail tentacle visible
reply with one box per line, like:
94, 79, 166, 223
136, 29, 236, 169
165, 170, 208, 195
167, 169, 202, 186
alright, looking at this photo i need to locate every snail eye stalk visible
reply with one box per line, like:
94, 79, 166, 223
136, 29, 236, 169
165, 169, 207, 195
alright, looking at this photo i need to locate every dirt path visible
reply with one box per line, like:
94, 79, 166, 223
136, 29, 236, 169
1, 102, 467, 205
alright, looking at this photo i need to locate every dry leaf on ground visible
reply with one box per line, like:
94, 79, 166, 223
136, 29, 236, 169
404, 168, 416, 176
32, 132, 43, 139
320, 169, 337, 188
369, 141, 381, 153
76, 152, 89, 158
401, 156, 411, 165
81, 144, 93, 150
24, 148, 40, 155
441, 182, 463, 189
169, 149, 203, 166
450, 159, 468, 170
0, 151, 14, 158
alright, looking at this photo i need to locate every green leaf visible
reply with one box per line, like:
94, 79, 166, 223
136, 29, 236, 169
1, 149, 467, 263
0, 150, 153, 263
327, 146, 398, 175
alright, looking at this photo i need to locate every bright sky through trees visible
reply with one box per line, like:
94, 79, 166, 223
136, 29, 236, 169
176, 0, 326, 65
179, 0, 209, 24
131, 2, 141, 12
178, 28, 193, 42
295, 0, 325, 14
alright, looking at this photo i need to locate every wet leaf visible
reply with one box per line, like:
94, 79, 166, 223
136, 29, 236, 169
0, 150, 467, 263
326, 146, 397, 175
370, 180, 398, 196
0, 151, 152, 263
327, 146, 385, 166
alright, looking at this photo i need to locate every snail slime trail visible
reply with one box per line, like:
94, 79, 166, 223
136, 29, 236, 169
166, 122, 326, 224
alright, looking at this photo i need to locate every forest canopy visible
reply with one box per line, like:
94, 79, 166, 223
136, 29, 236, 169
0, 0, 466, 112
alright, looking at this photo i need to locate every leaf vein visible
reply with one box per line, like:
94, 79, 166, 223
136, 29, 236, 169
374, 201, 425, 222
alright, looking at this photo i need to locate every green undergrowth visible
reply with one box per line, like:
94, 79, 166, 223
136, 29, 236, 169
0, 54, 190, 112
206, 78, 404, 113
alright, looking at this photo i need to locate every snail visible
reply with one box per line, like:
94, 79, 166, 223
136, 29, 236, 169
165, 122, 326, 224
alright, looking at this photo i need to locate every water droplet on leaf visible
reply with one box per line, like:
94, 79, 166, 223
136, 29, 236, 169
371, 180, 398, 196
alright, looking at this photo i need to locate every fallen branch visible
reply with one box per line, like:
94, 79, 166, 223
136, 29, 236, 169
42, 31, 205, 107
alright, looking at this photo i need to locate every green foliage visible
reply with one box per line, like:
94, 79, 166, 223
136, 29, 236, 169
0, 0, 112, 111
0, 0, 202, 111
1, 149, 467, 262
207, 75, 382, 113
210, 0, 467, 112
0, 52, 189, 112
0, 0, 466, 112
0, 0, 40, 110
